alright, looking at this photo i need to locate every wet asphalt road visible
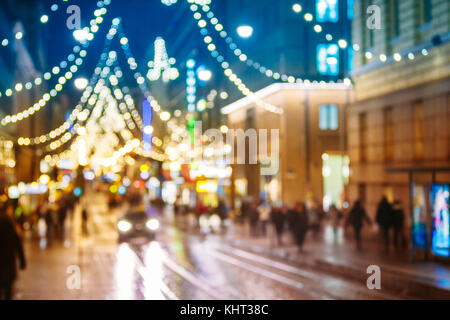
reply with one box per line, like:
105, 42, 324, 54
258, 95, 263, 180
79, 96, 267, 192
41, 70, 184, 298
15, 192, 400, 300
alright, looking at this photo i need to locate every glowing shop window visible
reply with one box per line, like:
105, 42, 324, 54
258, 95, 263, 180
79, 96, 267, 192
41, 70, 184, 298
317, 44, 339, 76
316, 0, 339, 22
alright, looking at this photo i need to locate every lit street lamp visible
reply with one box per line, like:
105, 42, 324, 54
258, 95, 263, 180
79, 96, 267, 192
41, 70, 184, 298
197, 69, 212, 82
236, 25, 253, 38
74, 77, 88, 90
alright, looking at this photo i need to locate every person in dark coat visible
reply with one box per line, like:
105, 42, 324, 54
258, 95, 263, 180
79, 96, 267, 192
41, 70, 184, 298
288, 202, 309, 252
392, 200, 406, 249
0, 207, 26, 300
376, 197, 393, 250
217, 200, 228, 221
248, 202, 259, 237
271, 205, 285, 246
347, 200, 371, 250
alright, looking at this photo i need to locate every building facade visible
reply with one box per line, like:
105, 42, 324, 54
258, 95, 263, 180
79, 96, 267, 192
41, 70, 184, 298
222, 83, 353, 209
348, 0, 450, 256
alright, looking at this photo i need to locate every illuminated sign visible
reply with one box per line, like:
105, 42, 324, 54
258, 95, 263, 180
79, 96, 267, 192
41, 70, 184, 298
142, 100, 153, 152
430, 184, 450, 257
196, 180, 218, 193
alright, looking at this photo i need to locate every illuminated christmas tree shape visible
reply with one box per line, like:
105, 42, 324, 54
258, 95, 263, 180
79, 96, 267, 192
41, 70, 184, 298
147, 37, 179, 82
161, 0, 177, 6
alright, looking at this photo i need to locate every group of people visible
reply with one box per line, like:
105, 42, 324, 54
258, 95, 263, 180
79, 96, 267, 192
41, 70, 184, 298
376, 197, 407, 250
239, 196, 406, 252
241, 199, 324, 252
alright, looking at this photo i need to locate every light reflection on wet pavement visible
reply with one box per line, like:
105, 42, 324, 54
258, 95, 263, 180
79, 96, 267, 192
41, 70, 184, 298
14, 193, 402, 300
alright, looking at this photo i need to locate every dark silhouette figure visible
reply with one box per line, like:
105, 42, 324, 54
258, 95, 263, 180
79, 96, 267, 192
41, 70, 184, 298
328, 204, 343, 242
217, 200, 228, 221
57, 202, 68, 238
81, 208, 89, 236
45, 210, 54, 242
271, 206, 285, 246
248, 203, 259, 237
376, 197, 393, 250
0, 209, 26, 300
392, 200, 407, 249
347, 200, 371, 250
288, 203, 309, 252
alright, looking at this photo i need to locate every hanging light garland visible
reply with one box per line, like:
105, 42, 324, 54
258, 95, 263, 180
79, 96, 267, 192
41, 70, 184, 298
186, 0, 351, 86
16, 20, 121, 146
0, 0, 111, 126
147, 37, 179, 82
185, 6, 283, 114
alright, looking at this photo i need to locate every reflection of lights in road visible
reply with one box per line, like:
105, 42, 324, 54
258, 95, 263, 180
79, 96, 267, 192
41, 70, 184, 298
116, 242, 179, 300
142, 242, 178, 300
115, 244, 138, 299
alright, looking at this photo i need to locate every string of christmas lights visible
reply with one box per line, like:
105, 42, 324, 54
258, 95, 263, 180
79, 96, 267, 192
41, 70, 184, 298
16, 20, 122, 146
0, 1, 111, 126
0, 1, 111, 99
186, 6, 284, 114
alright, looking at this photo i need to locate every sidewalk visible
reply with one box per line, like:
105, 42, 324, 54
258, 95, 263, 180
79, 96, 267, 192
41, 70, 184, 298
222, 223, 450, 299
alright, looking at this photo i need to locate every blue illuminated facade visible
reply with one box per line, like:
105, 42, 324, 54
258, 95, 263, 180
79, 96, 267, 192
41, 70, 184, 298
317, 44, 339, 76
316, 0, 339, 22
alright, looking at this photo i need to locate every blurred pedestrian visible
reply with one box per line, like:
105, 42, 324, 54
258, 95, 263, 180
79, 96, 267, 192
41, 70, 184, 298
248, 202, 259, 237
45, 208, 54, 241
346, 200, 371, 250
288, 202, 309, 253
81, 207, 89, 237
217, 199, 229, 231
307, 201, 321, 238
328, 204, 343, 242
376, 196, 393, 250
0, 205, 26, 300
271, 203, 285, 246
257, 201, 271, 237
217, 199, 229, 221
57, 201, 68, 239
392, 200, 407, 249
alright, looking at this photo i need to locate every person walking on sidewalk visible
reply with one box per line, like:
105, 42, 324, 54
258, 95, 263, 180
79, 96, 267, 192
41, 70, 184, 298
392, 200, 407, 250
288, 202, 309, 253
248, 202, 259, 237
328, 204, 343, 242
81, 207, 89, 237
271, 203, 285, 246
346, 200, 371, 250
0, 204, 26, 300
376, 197, 393, 251
257, 201, 271, 237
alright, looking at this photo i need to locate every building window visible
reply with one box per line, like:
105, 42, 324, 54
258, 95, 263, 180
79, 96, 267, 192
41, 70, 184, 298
319, 104, 339, 130
347, 0, 354, 20
317, 44, 339, 76
384, 107, 394, 162
388, 0, 400, 38
419, 0, 432, 24
316, 0, 339, 22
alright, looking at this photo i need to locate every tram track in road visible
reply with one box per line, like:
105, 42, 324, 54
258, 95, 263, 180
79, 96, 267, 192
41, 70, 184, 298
165, 223, 403, 300
215, 246, 403, 300
128, 242, 233, 300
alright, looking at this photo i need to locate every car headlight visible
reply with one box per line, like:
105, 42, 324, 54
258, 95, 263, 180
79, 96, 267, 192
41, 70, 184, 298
146, 219, 160, 231
118, 220, 132, 232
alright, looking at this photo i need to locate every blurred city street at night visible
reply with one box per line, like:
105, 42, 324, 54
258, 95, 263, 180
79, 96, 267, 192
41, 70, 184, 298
0, 0, 449, 301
